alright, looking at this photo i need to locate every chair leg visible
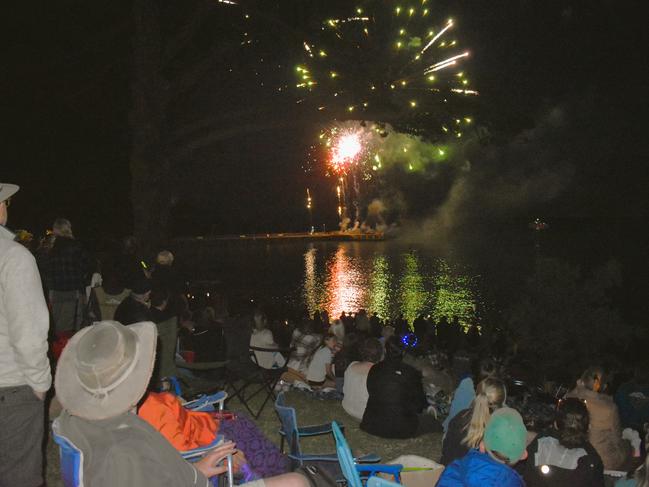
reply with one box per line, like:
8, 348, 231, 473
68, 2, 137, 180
227, 379, 258, 418
251, 381, 277, 419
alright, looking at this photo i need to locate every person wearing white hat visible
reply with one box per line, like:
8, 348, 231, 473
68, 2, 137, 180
0, 182, 52, 487
55, 320, 308, 487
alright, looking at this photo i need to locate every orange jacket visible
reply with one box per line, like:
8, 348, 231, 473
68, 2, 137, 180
139, 392, 219, 451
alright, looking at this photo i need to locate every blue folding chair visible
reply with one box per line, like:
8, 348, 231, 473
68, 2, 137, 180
52, 411, 233, 487
274, 392, 380, 470
274, 391, 341, 467
183, 390, 228, 412
52, 418, 84, 487
179, 435, 234, 487
165, 375, 229, 411
331, 421, 403, 486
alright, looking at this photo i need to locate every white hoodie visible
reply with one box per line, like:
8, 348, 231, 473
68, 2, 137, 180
0, 228, 51, 392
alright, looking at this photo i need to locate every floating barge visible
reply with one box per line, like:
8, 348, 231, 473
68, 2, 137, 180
176, 230, 385, 243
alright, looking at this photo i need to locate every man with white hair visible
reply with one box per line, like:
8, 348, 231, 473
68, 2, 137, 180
40, 216, 91, 333
0, 183, 52, 487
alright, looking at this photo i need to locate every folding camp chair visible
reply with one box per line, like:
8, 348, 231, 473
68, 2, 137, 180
331, 421, 403, 486
274, 392, 379, 471
184, 390, 228, 411
52, 412, 233, 487
52, 419, 85, 487
237, 345, 293, 419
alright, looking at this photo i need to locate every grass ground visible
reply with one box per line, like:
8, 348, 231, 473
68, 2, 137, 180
45, 385, 443, 486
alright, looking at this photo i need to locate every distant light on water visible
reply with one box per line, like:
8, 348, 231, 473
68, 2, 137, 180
303, 247, 319, 314
400, 252, 429, 325
369, 255, 390, 319
324, 246, 367, 318
431, 260, 477, 329
302, 245, 478, 324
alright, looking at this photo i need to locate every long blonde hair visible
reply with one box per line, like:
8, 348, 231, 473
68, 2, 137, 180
462, 377, 507, 448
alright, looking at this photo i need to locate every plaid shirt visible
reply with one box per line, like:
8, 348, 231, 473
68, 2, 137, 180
287, 329, 322, 374
39, 237, 90, 291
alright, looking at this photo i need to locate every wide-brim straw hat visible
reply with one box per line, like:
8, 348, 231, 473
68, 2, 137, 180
55, 320, 157, 420
0, 183, 19, 202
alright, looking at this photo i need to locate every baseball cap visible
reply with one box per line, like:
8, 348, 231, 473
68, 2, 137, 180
484, 407, 527, 463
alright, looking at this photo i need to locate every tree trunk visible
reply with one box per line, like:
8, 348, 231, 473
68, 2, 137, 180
130, 0, 172, 251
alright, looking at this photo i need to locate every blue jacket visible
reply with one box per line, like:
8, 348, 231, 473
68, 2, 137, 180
443, 376, 475, 432
436, 450, 525, 487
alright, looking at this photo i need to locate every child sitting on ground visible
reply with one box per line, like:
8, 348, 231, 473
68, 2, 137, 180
306, 334, 338, 388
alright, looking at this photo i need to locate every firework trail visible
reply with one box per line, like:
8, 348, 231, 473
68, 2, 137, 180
295, 1, 476, 139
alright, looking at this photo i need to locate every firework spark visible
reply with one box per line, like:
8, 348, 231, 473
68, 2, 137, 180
295, 2, 475, 138
331, 133, 362, 172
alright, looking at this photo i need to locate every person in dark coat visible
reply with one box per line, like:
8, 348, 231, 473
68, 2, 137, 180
114, 279, 152, 325
360, 336, 441, 438
517, 398, 605, 487
39, 218, 91, 333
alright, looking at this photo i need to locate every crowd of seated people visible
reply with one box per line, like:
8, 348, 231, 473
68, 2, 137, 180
5, 217, 649, 487
65, 286, 649, 486
6, 174, 649, 487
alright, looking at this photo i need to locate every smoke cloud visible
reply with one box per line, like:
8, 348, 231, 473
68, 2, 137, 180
373, 105, 576, 241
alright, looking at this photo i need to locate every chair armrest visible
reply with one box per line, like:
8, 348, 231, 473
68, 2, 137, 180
278, 422, 344, 438
298, 422, 344, 436
288, 453, 340, 462
355, 463, 403, 477
181, 435, 224, 461
184, 391, 228, 412
250, 346, 295, 362
249, 346, 293, 353
355, 453, 381, 463
176, 360, 230, 371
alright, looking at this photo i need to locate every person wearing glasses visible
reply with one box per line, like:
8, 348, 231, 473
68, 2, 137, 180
0, 183, 52, 487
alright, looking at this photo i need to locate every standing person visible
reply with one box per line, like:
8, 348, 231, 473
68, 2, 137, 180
115, 235, 145, 290
89, 269, 130, 321
0, 183, 52, 487
148, 288, 178, 381
114, 278, 152, 325
40, 217, 90, 334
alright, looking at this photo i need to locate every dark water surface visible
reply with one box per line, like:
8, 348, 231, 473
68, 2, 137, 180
174, 219, 645, 325
181, 240, 480, 323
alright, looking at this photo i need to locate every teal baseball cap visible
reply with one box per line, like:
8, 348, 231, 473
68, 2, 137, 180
484, 407, 527, 463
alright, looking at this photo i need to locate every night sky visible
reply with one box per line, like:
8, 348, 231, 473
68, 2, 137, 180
4, 0, 647, 240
